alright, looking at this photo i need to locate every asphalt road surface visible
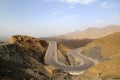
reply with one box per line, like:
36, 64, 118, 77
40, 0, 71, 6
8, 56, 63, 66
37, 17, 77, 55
45, 41, 95, 73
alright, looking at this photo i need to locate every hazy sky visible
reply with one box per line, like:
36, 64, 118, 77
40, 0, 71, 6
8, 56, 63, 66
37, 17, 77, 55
0, 0, 120, 38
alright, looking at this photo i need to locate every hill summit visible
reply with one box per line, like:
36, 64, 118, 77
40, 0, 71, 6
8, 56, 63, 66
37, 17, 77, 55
8, 35, 48, 54
58, 25, 120, 40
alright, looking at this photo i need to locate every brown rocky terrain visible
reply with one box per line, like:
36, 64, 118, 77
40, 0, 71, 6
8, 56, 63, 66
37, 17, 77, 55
83, 32, 120, 61
50, 32, 120, 80
0, 35, 51, 80
0, 32, 120, 80
78, 32, 120, 80
0, 35, 72, 80
79, 55, 120, 80
7, 35, 49, 63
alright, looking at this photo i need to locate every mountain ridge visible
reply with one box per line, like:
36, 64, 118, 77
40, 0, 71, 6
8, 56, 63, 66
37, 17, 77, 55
57, 25, 120, 40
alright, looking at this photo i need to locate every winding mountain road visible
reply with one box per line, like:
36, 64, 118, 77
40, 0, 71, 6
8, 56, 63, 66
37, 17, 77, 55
45, 41, 95, 74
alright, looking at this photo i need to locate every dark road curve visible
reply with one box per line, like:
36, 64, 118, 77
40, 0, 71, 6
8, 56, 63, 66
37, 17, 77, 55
45, 41, 95, 74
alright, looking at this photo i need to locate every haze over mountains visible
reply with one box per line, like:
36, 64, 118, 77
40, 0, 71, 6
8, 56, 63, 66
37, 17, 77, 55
0, 30, 120, 80
57, 25, 120, 40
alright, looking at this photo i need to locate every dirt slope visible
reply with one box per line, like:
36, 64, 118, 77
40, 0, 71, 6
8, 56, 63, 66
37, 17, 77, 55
79, 32, 120, 80
84, 32, 120, 61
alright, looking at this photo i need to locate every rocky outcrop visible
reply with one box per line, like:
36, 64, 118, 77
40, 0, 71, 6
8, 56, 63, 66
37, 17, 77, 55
0, 35, 50, 80
7, 35, 49, 63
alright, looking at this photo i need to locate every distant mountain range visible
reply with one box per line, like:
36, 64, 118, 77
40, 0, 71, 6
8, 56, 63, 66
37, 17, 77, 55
57, 25, 120, 40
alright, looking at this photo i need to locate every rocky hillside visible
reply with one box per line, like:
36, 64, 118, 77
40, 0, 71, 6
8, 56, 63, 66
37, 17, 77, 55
7, 35, 49, 63
58, 25, 120, 40
0, 35, 50, 80
83, 32, 120, 61
1, 33, 120, 80
78, 32, 120, 80
0, 35, 72, 80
